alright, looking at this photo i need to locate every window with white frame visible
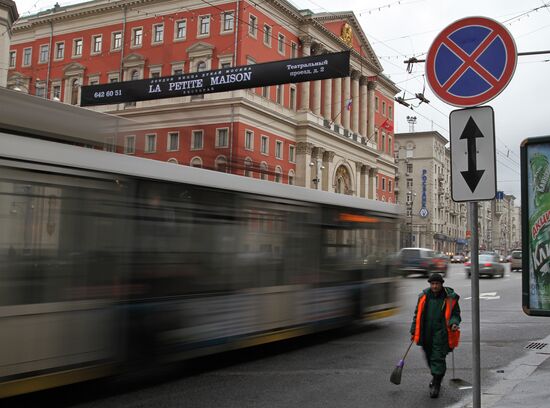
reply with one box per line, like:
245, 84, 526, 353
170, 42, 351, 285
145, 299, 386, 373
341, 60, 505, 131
35, 83, 45, 98
389, 106, 393, 120
52, 84, 61, 100
222, 12, 234, 32
175, 20, 186, 40
382, 177, 386, 191
260, 135, 268, 154
388, 136, 392, 154
288, 170, 295, 185
406, 163, 413, 173
92, 35, 102, 54
9, 51, 16, 68
132, 27, 143, 47
220, 61, 231, 69
260, 162, 268, 180
249, 14, 257, 37
381, 132, 386, 152
382, 101, 386, 116
275, 84, 283, 104
198, 15, 210, 36
263, 24, 272, 46
168, 132, 179, 151
289, 145, 295, 163
23, 48, 31, 66
244, 158, 253, 177
275, 140, 283, 159
291, 42, 297, 58
104, 136, 116, 152
55, 42, 64, 59
109, 74, 119, 83
73, 38, 83, 56
124, 136, 135, 154
145, 134, 156, 153
245, 130, 254, 150
375, 96, 379, 111
278, 33, 285, 54
388, 180, 393, 192
153, 24, 164, 43
275, 166, 282, 182
190, 157, 202, 168
150, 69, 161, 78
191, 130, 204, 150
216, 128, 229, 148
289, 86, 296, 110
215, 156, 227, 172
406, 179, 413, 188
39, 44, 49, 63
112, 32, 122, 50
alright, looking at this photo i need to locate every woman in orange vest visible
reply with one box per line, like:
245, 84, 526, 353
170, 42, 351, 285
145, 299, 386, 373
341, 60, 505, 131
410, 273, 461, 398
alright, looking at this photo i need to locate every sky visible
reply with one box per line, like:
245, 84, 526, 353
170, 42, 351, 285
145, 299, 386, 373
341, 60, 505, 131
13, 0, 550, 204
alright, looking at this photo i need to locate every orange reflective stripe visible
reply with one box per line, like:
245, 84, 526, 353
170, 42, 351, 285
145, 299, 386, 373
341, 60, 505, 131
445, 298, 460, 349
413, 294, 426, 344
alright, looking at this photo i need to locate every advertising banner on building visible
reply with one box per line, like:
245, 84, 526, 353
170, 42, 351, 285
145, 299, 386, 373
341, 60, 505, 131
522, 136, 550, 316
81, 51, 350, 107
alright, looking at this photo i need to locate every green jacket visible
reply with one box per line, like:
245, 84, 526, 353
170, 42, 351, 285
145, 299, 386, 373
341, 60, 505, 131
410, 287, 461, 348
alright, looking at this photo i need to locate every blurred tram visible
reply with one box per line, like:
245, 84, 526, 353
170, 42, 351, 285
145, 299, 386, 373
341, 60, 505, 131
0, 89, 401, 398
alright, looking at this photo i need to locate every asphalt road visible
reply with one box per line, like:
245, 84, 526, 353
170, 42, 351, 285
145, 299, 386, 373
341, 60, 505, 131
9, 264, 548, 408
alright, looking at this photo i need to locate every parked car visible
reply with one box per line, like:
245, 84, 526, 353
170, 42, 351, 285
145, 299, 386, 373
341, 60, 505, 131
452, 254, 465, 263
510, 250, 522, 271
465, 254, 505, 278
397, 247, 447, 277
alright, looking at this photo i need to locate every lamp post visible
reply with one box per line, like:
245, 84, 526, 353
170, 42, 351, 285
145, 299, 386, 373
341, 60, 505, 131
310, 159, 325, 189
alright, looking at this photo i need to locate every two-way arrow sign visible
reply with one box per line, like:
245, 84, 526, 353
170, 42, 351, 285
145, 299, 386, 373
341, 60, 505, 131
450, 106, 496, 202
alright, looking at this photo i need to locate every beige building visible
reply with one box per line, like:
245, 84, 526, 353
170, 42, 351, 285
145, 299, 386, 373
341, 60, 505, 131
0, 0, 18, 87
394, 131, 468, 254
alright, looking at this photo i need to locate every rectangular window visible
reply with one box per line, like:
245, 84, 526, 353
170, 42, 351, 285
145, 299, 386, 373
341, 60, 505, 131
109, 74, 119, 83
92, 35, 102, 54
52, 84, 61, 100
35, 84, 45, 98
245, 130, 253, 150
173, 68, 183, 75
220, 61, 231, 69
145, 134, 156, 153
153, 24, 164, 43
199, 15, 210, 36
175, 20, 186, 39
249, 15, 257, 37
124, 136, 135, 154
216, 128, 229, 147
276, 84, 283, 104
104, 136, 116, 152
389, 106, 393, 120
262, 86, 269, 98
23, 47, 32, 66
9, 51, 16, 68
289, 145, 295, 163
407, 179, 413, 188
260, 135, 268, 154
39, 44, 49, 63
275, 140, 283, 159
132, 27, 143, 46
382, 101, 386, 116
388, 180, 393, 192
222, 12, 234, 32
289, 86, 296, 110
191, 130, 204, 150
263, 25, 272, 46
406, 163, 413, 173
55, 42, 64, 59
375, 96, 379, 111
112, 31, 122, 50
168, 132, 179, 151
278, 33, 285, 54
73, 39, 83, 56
291, 42, 297, 58
382, 177, 386, 191
150, 70, 161, 78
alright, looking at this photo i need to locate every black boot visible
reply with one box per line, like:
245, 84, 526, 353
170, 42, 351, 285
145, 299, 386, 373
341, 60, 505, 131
429, 375, 443, 398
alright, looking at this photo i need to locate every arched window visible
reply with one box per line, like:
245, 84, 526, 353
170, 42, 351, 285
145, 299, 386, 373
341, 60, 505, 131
70, 78, 79, 105
196, 61, 206, 72
244, 157, 253, 177
260, 162, 268, 180
167, 158, 178, 164
288, 170, 295, 185
131, 70, 139, 81
190, 157, 202, 168
274, 166, 282, 183
335, 165, 353, 195
215, 155, 227, 172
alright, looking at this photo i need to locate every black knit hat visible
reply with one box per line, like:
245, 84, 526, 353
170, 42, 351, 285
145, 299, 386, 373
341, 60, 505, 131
427, 273, 444, 283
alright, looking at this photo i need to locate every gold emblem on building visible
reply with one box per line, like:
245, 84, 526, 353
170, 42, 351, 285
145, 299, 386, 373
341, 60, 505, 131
340, 23, 353, 47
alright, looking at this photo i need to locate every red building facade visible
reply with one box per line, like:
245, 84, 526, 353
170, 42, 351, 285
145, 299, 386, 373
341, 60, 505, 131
8, 0, 398, 202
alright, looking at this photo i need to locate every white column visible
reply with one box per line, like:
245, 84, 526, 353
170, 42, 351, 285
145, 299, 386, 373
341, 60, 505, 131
359, 76, 368, 138
351, 71, 360, 134
299, 37, 312, 111
333, 77, 342, 126
323, 78, 332, 121
342, 76, 351, 130
322, 151, 336, 192
355, 162, 363, 197
367, 79, 376, 142
312, 147, 325, 189
295, 142, 314, 187
313, 79, 322, 116
368, 166, 378, 200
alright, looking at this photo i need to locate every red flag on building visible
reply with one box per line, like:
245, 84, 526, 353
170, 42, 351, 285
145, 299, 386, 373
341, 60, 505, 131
381, 119, 393, 132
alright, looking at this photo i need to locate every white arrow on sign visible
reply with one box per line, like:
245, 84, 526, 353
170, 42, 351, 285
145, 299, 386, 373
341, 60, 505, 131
450, 106, 496, 202
465, 292, 500, 300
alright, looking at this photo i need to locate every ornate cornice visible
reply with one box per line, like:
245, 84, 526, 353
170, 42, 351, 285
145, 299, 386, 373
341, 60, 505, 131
296, 142, 314, 155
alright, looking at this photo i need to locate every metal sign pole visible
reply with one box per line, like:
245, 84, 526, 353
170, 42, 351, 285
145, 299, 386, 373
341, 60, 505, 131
470, 201, 481, 407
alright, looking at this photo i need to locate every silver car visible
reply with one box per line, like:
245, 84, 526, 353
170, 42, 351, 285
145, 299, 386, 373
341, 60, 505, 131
510, 250, 522, 271
466, 254, 505, 278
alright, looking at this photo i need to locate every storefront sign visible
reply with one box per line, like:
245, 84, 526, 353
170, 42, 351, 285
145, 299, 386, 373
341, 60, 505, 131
81, 51, 350, 107
420, 168, 429, 218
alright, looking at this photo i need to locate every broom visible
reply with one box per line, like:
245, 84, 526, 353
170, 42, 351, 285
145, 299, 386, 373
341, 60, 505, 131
390, 340, 414, 385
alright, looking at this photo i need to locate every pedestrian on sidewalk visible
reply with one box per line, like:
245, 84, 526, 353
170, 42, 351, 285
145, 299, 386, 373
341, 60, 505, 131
410, 273, 461, 398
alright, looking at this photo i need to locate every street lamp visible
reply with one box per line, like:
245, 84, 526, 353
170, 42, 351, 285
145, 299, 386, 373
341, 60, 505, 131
310, 160, 325, 189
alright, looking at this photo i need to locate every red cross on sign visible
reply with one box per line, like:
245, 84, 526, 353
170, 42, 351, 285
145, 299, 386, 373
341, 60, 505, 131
426, 17, 517, 107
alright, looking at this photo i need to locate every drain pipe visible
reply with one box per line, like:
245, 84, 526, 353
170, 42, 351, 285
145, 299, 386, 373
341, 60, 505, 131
45, 21, 53, 98
229, 0, 240, 173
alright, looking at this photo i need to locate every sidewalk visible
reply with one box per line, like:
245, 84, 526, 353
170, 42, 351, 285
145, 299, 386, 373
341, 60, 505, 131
455, 334, 550, 408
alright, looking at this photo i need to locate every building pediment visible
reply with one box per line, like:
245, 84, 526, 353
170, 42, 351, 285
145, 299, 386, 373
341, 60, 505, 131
186, 41, 215, 58
122, 53, 146, 69
62, 62, 85, 76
